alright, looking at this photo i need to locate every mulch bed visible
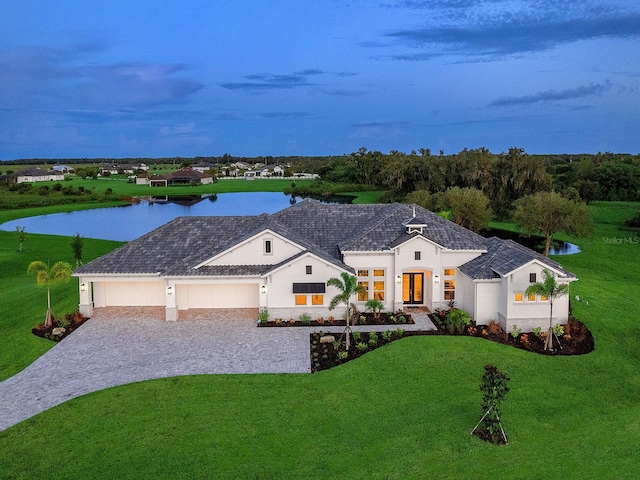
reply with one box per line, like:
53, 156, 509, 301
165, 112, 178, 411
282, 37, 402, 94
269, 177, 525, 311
259, 311, 414, 327
32, 311, 89, 342
310, 316, 593, 372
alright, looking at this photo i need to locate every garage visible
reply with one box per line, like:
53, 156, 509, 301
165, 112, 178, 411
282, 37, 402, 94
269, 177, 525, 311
94, 281, 166, 307
176, 283, 259, 310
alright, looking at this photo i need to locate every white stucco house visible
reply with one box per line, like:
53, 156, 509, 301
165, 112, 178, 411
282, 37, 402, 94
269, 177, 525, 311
74, 200, 576, 331
16, 168, 65, 183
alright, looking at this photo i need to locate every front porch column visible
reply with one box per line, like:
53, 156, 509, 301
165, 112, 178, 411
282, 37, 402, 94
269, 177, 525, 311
165, 281, 178, 321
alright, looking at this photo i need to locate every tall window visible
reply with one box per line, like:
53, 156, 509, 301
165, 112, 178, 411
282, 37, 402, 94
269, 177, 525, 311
415, 251, 421, 260
357, 269, 385, 301
444, 268, 456, 300
264, 239, 272, 254
306, 265, 312, 275
529, 273, 537, 283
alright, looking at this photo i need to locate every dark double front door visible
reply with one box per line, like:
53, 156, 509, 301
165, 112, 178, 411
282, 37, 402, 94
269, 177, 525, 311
403, 273, 423, 305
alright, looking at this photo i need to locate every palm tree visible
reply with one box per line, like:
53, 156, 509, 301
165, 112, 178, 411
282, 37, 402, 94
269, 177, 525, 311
526, 268, 570, 351
327, 272, 366, 350
27, 261, 72, 327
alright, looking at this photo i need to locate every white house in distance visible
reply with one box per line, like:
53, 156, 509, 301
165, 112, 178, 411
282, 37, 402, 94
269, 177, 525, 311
16, 168, 65, 183
74, 200, 576, 331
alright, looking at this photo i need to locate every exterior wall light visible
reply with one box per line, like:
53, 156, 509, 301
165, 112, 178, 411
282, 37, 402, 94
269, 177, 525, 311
80, 283, 87, 292
396, 275, 402, 284
434, 275, 440, 284
166, 286, 173, 295
261, 285, 267, 294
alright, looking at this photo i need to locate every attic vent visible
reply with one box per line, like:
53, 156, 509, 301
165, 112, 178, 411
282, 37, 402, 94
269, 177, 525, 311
407, 225, 423, 234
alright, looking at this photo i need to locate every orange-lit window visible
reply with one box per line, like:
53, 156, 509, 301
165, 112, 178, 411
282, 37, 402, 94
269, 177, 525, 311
373, 281, 385, 301
311, 294, 323, 305
540, 295, 549, 302
514, 293, 524, 302
527, 293, 536, 302
444, 268, 456, 276
357, 281, 368, 301
357, 269, 369, 277
373, 269, 384, 277
295, 295, 307, 305
444, 280, 455, 300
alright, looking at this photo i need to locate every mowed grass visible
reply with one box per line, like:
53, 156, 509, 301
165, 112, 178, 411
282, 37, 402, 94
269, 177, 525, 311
0, 202, 639, 479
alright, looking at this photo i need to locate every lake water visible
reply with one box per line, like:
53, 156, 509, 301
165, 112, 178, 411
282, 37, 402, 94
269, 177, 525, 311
0, 192, 301, 241
482, 228, 581, 255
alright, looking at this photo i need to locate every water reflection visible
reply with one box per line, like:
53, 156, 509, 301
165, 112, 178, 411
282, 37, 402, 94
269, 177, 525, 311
482, 228, 581, 255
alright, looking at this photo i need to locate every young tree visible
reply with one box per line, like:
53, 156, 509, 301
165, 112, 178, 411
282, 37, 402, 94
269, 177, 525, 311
473, 364, 510, 444
71, 233, 84, 266
514, 191, 593, 256
327, 272, 366, 350
15, 226, 26, 253
526, 268, 570, 351
444, 186, 492, 232
27, 261, 72, 327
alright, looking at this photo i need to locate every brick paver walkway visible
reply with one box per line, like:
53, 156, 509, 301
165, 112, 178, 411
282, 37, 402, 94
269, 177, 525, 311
0, 307, 435, 431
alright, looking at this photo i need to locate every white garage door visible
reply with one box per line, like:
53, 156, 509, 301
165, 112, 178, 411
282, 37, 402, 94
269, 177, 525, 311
177, 284, 259, 309
100, 281, 166, 306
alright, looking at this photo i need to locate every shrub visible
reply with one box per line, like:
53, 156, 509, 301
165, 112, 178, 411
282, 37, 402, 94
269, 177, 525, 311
553, 323, 565, 337
381, 330, 393, 341
337, 350, 348, 360
332, 340, 341, 350
352, 331, 362, 341
258, 309, 269, 324
532, 326, 542, 338
445, 308, 472, 334
510, 325, 522, 338
487, 320, 503, 335
359, 315, 366, 324
356, 342, 368, 352
368, 332, 378, 346
365, 299, 384, 318
398, 315, 407, 323
299, 313, 312, 324
394, 328, 405, 337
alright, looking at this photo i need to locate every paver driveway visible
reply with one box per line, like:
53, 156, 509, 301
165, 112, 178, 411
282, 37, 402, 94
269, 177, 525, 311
0, 307, 312, 432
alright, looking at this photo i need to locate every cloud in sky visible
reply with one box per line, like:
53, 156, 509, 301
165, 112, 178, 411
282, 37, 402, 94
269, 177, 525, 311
382, 2, 640, 60
489, 80, 612, 107
219, 70, 323, 91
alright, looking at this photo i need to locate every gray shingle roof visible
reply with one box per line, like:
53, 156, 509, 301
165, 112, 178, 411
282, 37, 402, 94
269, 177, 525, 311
76, 200, 536, 279
459, 237, 576, 280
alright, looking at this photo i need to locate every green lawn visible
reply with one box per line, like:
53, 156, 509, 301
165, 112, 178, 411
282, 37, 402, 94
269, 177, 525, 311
0, 202, 639, 479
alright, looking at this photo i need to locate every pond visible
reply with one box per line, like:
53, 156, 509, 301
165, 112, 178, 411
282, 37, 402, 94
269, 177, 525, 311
0, 192, 321, 242
482, 228, 581, 255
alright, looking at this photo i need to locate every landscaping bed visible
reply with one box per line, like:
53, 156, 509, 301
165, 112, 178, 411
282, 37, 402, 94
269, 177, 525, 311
259, 311, 414, 327
32, 311, 89, 342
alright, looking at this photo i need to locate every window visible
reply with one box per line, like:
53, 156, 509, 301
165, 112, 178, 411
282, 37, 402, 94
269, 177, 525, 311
295, 295, 307, 305
527, 292, 536, 302
374, 269, 384, 277
514, 292, 524, 302
540, 295, 549, 302
357, 281, 368, 301
293, 283, 325, 293
444, 280, 455, 300
357, 269, 369, 277
529, 273, 537, 283
311, 294, 323, 305
306, 265, 312, 275
264, 239, 272, 254
373, 281, 385, 300
415, 251, 421, 260
444, 268, 456, 276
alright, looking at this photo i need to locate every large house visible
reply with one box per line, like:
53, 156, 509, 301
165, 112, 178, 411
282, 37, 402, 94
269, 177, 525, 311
74, 200, 576, 331
16, 168, 65, 183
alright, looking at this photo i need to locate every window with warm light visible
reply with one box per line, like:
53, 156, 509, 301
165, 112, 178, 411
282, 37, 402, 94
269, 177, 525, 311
528, 292, 536, 302
514, 292, 524, 302
357, 269, 369, 277
373, 281, 385, 300
357, 281, 368, 301
311, 294, 323, 305
373, 269, 384, 277
295, 295, 307, 305
444, 280, 455, 300
540, 295, 549, 302
444, 268, 456, 276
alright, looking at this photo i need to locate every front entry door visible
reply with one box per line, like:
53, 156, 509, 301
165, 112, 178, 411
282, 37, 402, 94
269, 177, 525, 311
403, 273, 424, 305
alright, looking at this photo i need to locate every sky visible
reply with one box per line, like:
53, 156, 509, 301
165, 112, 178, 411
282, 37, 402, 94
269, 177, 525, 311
1, 0, 639, 159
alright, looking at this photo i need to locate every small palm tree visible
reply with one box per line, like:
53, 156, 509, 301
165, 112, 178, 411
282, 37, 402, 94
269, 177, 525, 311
526, 268, 570, 351
365, 299, 384, 319
27, 261, 73, 327
327, 272, 366, 350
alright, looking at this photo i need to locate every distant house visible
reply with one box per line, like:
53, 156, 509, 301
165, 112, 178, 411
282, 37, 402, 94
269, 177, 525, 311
191, 163, 214, 173
147, 167, 214, 187
16, 168, 65, 183
133, 163, 149, 172
272, 166, 284, 176
52, 165, 75, 173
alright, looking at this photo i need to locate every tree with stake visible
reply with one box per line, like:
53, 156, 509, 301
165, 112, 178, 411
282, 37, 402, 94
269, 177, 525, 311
71, 233, 84, 266
27, 261, 72, 328
472, 364, 510, 445
526, 268, 570, 351
327, 272, 366, 350
15, 226, 26, 252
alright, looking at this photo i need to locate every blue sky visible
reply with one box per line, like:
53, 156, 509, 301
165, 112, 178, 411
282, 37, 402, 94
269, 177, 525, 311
1, 0, 639, 159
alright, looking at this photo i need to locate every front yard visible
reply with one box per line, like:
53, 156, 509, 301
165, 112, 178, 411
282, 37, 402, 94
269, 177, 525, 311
0, 201, 638, 479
